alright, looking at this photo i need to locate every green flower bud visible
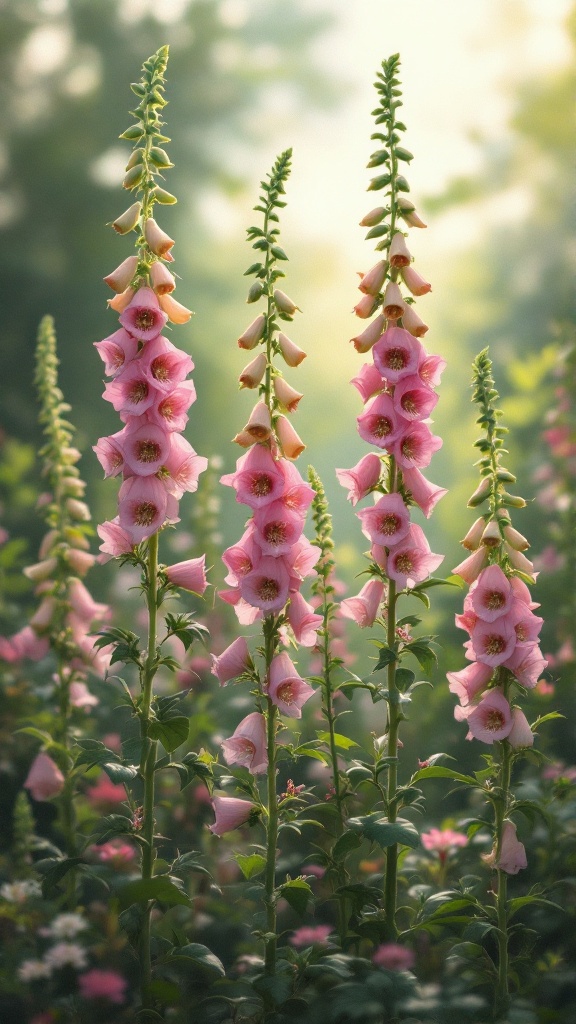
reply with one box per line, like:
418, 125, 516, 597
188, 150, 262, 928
151, 186, 177, 204
247, 280, 264, 303
123, 163, 144, 190
395, 146, 414, 162
500, 492, 527, 509
125, 147, 145, 170
120, 124, 144, 141
496, 469, 516, 483
149, 146, 173, 168
368, 172, 392, 192
467, 476, 491, 508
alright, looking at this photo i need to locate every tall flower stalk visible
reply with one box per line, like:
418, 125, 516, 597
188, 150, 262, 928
92, 47, 209, 1011
214, 151, 321, 982
450, 350, 552, 1016
337, 54, 446, 941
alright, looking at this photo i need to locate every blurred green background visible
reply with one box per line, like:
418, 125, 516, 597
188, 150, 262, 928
1, 0, 575, 778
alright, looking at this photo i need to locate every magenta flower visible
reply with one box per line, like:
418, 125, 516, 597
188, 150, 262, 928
350, 363, 387, 402
94, 328, 138, 376
470, 617, 517, 667
24, 752, 65, 801
372, 326, 423, 382
78, 969, 128, 1004
267, 651, 315, 718
392, 421, 443, 470
447, 661, 493, 706
455, 688, 513, 744
357, 492, 411, 547
164, 555, 207, 594
221, 712, 268, 774
240, 555, 291, 612
336, 453, 382, 506
119, 285, 168, 341
357, 393, 402, 449
340, 578, 386, 628
210, 795, 255, 836
253, 500, 307, 557
393, 374, 439, 420
118, 475, 176, 543
221, 444, 286, 509
372, 943, 415, 971
289, 924, 333, 948
211, 636, 253, 686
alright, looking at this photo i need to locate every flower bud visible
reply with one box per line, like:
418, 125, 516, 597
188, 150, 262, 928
505, 544, 535, 577
244, 401, 272, 440
111, 202, 141, 234
351, 314, 386, 353
359, 260, 387, 296
383, 282, 404, 319
119, 124, 144, 141
503, 524, 530, 551
276, 415, 305, 459
151, 186, 177, 204
123, 163, 144, 190
273, 377, 303, 412
233, 430, 257, 448
38, 529, 59, 559
278, 332, 306, 367
149, 146, 173, 168
389, 232, 412, 268
125, 147, 145, 170
467, 476, 491, 508
353, 293, 379, 319
460, 517, 486, 551
360, 207, 385, 227
66, 548, 96, 575
23, 558, 58, 583
247, 280, 265, 303
144, 217, 175, 257
64, 527, 91, 550
61, 476, 86, 497
150, 261, 176, 295
238, 314, 266, 350
103, 255, 139, 293
158, 292, 193, 324
239, 352, 267, 389
397, 196, 426, 228
401, 265, 432, 296
480, 519, 501, 547
273, 289, 299, 315
107, 287, 136, 312
66, 498, 91, 522
400, 302, 428, 337
501, 492, 527, 509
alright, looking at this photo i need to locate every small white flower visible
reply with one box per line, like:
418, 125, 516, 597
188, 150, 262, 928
18, 959, 52, 982
47, 912, 88, 939
0, 880, 42, 903
44, 942, 88, 970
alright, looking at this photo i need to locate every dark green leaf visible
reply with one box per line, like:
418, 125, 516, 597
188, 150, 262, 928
278, 878, 313, 916
394, 668, 415, 692
253, 972, 293, 1006
332, 830, 363, 861
411, 765, 478, 786
118, 875, 192, 911
149, 716, 189, 752
347, 813, 420, 849
168, 943, 225, 977
316, 731, 359, 750
374, 647, 397, 671
101, 762, 138, 784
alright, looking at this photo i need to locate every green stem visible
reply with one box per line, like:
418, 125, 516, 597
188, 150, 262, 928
263, 617, 278, 977
140, 532, 159, 1010
495, 739, 512, 1018
383, 575, 399, 940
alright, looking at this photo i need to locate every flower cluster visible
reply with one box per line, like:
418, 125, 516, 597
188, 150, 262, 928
338, 55, 445, 622
450, 351, 546, 748
94, 47, 206, 554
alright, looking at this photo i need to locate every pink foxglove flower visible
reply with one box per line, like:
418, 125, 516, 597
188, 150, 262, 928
24, 752, 65, 801
385, 524, 443, 590
210, 796, 255, 835
221, 712, 268, 774
336, 453, 382, 505
119, 286, 168, 341
401, 466, 447, 518
421, 828, 468, 854
486, 819, 527, 875
372, 943, 415, 971
455, 688, 513, 743
267, 651, 315, 718
287, 591, 323, 647
340, 578, 385, 628
78, 969, 128, 1004
372, 326, 423, 382
470, 564, 513, 621
350, 363, 386, 402
211, 636, 253, 686
289, 925, 333, 948
164, 555, 207, 594
356, 492, 411, 547
357, 393, 402, 448
507, 707, 534, 748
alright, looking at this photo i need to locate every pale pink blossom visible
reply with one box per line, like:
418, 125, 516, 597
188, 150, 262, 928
336, 453, 382, 505
447, 661, 493, 706
421, 828, 468, 853
401, 466, 447, 518
239, 352, 267, 388
504, 644, 548, 688
29, 596, 57, 632
222, 525, 259, 584
350, 363, 387, 401
44, 942, 88, 971
66, 549, 97, 575
287, 592, 323, 647
119, 286, 167, 340
150, 260, 176, 295
78, 969, 128, 1004
508, 602, 543, 646
165, 555, 207, 594
401, 303, 428, 337
70, 681, 99, 710
357, 492, 411, 547
359, 206, 385, 227
289, 925, 333, 948
96, 518, 133, 561
452, 546, 488, 584
389, 232, 411, 267
23, 557, 57, 582
238, 314, 266, 350
253, 501, 306, 557
0, 626, 49, 663
102, 365, 157, 418
507, 707, 534, 748
148, 380, 196, 433
470, 616, 517, 667
210, 795, 255, 835
276, 415, 305, 459
470, 564, 513, 622
278, 332, 306, 366
492, 820, 527, 875
211, 636, 253, 685
17, 959, 52, 982
144, 217, 175, 258
286, 535, 321, 582
455, 688, 513, 744
460, 517, 486, 551
107, 286, 136, 312
372, 943, 415, 971
373, 327, 423, 382
267, 651, 315, 717
273, 289, 299, 315
386, 523, 443, 589
221, 712, 268, 774
353, 293, 378, 319
160, 434, 207, 499
340, 578, 385, 627
85, 775, 126, 808
279, 460, 316, 515
141, 334, 194, 392
241, 555, 291, 612
382, 280, 405, 319
358, 260, 387, 295
103, 254, 139, 293
221, 445, 285, 509
273, 377, 303, 412
243, 400, 272, 441
24, 753, 65, 801
418, 352, 446, 388
93, 839, 136, 866
111, 200, 141, 234
357, 393, 402, 449
68, 578, 109, 623
351, 315, 386, 354
218, 588, 263, 625
401, 265, 432, 296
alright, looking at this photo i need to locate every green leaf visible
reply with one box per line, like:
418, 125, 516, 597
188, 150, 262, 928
253, 972, 293, 1006
164, 613, 209, 651
394, 668, 415, 692
171, 851, 211, 877
411, 765, 478, 786
278, 878, 313, 916
317, 731, 359, 751
168, 943, 225, 977
148, 716, 189, 752
374, 647, 397, 671
236, 853, 267, 880
90, 814, 133, 844
16, 726, 54, 744
347, 813, 420, 849
270, 245, 288, 260
36, 857, 84, 898
118, 875, 192, 911
404, 640, 437, 675
101, 762, 138, 785
332, 830, 363, 861
507, 896, 563, 920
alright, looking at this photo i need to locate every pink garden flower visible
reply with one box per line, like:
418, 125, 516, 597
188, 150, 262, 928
336, 452, 382, 505
289, 924, 333, 948
78, 969, 128, 1004
385, 523, 443, 589
372, 326, 423, 382
485, 819, 527, 875
164, 555, 207, 594
350, 362, 387, 402
421, 828, 468, 856
240, 555, 291, 613
507, 707, 534, 748
357, 393, 402, 449
85, 774, 126, 808
119, 285, 168, 341
470, 564, 513, 622
210, 796, 255, 836
96, 518, 133, 561
267, 651, 315, 718
401, 466, 447, 518
340, 578, 385, 627
372, 943, 415, 971
24, 753, 65, 801
253, 500, 307, 557
455, 688, 513, 744
393, 374, 439, 420
211, 637, 253, 685
93, 839, 136, 867
470, 617, 517, 667
504, 643, 548, 688
221, 444, 285, 509
447, 661, 493, 706
94, 328, 138, 376
287, 591, 323, 647
356, 492, 411, 547
118, 475, 177, 543
221, 712, 268, 774
392, 421, 443, 470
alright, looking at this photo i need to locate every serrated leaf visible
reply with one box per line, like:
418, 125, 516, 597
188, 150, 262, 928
90, 814, 133, 844
36, 857, 84, 898
236, 853, 267, 879
405, 641, 437, 674
148, 716, 189, 752
347, 813, 420, 849
374, 647, 397, 671
118, 875, 192, 911
167, 943, 225, 977
278, 878, 312, 916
